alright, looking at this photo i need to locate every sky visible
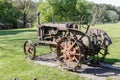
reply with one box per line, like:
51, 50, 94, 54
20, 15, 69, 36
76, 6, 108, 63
87, 0, 120, 7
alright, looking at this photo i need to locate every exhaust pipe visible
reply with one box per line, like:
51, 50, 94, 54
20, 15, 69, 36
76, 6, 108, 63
37, 12, 41, 39
37, 12, 40, 25
52, 11, 54, 24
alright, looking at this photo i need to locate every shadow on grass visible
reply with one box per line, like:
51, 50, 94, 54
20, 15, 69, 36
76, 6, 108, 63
0, 28, 36, 36
76, 65, 120, 78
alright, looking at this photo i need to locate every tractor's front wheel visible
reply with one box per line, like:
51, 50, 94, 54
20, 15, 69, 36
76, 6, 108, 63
24, 40, 36, 60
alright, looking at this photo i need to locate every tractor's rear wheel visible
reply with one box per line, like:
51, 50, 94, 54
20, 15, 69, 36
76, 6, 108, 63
57, 37, 81, 70
24, 40, 36, 60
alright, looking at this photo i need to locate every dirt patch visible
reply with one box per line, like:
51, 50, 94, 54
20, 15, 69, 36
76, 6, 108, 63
33, 53, 120, 80
113, 62, 120, 67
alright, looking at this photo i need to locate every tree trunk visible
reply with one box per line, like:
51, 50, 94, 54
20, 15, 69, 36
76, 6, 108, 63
23, 12, 27, 28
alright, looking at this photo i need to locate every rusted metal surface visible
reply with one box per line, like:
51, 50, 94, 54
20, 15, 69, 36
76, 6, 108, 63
41, 23, 67, 31
38, 41, 57, 45
87, 28, 112, 46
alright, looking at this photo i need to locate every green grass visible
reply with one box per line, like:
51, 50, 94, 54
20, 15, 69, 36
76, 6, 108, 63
0, 28, 84, 80
0, 23, 120, 80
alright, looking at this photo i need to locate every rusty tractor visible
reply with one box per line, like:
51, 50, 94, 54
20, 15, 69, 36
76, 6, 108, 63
23, 12, 112, 70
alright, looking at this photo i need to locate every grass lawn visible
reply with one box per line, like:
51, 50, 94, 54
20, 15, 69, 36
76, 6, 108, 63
0, 23, 120, 80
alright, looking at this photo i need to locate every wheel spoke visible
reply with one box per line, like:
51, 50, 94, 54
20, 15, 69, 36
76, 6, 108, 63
59, 55, 64, 58
74, 53, 80, 56
60, 44, 65, 49
74, 57, 79, 63
69, 41, 76, 50
69, 49, 76, 55
25, 47, 29, 52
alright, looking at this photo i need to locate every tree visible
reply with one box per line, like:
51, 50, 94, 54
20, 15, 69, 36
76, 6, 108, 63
37, 0, 53, 23
105, 10, 119, 23
76, 0, 92, 24
76, 0, 92, 16
38, 0, 79, 23
97, 4, 106, 23
116, 7, 120, 20
90, 3, 97, 25
0, 0, 21, 28
13, 0, 37, 28
89, 3, 120, 24
37, 0, 91, 23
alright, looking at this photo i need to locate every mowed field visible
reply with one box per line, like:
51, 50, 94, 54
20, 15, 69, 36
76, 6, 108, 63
0, 23, 120, 80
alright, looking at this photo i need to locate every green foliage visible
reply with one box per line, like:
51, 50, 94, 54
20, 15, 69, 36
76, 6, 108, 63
90, 3, 120, 24
0, 0, 37, 28
0, 0, 22, 28
90, 4, 107, 24
0, 0, 120, 29
105, 10, 119, 23
76, 0, 92, 15
37, 0, 120, 24
37, 0, 91, 23
37, 1, 52, 23
116, 7, 120, 20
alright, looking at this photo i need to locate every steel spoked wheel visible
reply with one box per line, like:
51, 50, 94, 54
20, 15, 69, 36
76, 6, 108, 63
57, 37, 81, 70
24, 40, 36, 60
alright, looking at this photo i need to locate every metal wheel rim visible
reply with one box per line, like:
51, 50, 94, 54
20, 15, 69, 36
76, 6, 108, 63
57, 37, 81, 69
24, 40, 36, 59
